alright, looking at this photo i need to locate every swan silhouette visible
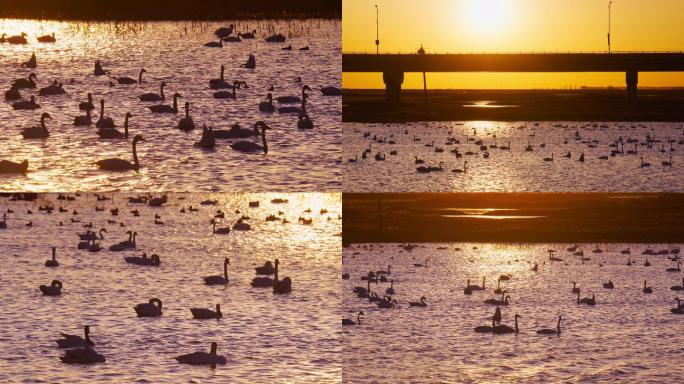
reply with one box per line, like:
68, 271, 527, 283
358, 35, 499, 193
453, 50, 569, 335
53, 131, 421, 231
297, 113, 314, 129
190, 304, 222, 319
670, 278, 684, 291
259, 93, 275, 112
209, 65, 228, 88
79, 93, 94, 110
37, 33, 56, 43
240, 53, 256, 68
21, 112, 51, 139
255, 261, 276, 275
116, 68, 145, 84
273, 258, 292, 294
204, 257, 229, 285
343, 311, 364, 325
409, 296, 427, 307
56, 325, 94, 348
0, 159, 29, 174
95, 99, 115, 128
176, 342, 227, 366
96, 135, 145, 171
177, 102, 196, 131
149, 92, 181, 113
39, 279, 62, 296
98, 113, 132, 139
13, 95, 40, 110
73, 108, 92, 126
124, 253, 160, 266
139, 82, 166, 101
12, 73, 37, 89
134, 298, 163, 317
536, 315, 562, 335
231, 122, 269, 154
214, 81, 248, 99
492, 314, 520, 334
45, 246, 59, 267
21, 52, 37, 68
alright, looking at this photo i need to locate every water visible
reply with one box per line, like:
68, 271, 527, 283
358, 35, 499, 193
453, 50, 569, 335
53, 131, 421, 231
343, 121, 684, 192
0, 192, 341, 383
342, 243, 684, 383
0, 20, 341, 192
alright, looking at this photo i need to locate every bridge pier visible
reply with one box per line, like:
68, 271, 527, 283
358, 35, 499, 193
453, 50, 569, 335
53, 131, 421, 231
626, 69, 638, 103
383, 71, 404, 105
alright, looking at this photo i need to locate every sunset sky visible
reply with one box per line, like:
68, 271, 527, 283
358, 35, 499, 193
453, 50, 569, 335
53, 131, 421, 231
343, 0, 684, 89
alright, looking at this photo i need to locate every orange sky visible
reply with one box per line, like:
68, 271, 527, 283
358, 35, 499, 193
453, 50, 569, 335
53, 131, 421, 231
343, 0, 684, 89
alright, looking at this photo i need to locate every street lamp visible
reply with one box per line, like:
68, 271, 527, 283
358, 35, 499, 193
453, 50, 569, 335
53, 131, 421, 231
375, 4, 380, 54
608, 1, 613, 53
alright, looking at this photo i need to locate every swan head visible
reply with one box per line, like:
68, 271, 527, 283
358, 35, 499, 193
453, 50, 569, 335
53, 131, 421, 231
173, 93, 182, 98
216, 304, 221, 312
224, 257, 230, 265
185, 101, 190, 109
303, 85, 311, 92
161, 81, 167, 87
254, 121, 270, 131
41, 112, 52, 120
125, 112, 133, 118
515, 314, 521, 318
132, 135, 146, 144
29, 72, 37, 79
140, 68, 146, 73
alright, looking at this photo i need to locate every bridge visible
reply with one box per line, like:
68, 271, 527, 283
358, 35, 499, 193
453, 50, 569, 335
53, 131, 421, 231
343, 52, 684, 104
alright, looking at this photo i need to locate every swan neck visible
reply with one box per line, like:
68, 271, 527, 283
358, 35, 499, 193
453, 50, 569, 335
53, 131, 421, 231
262, 129, 268, 153
132, 140, 139, 169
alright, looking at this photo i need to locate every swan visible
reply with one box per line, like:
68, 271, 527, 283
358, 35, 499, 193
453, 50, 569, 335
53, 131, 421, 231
255, 261, 276, 275
214, 25, 235, 38
231, 122, 269, 154
386, 279, 395, 294
194, 125, 216, 149
191, 304, 222, 319
224, 33, 242, 42
211, 219, 230, 234
409, 296, 427, 307
45, 246, 59, 267
377, 296, 397, 309
543, 153, 554, 162
241, 29, 257, 39
670, 278, 684, 291
98, 113, 132, 139
7, 32, 28, 44
572, 282, 580, 293
5, 85, 21, 100
603, 281, 615, 289
469, 277, 485, 291
39, 279, 62, 296
277, 85, 310, 103
139, 82, 166, 101
265, 33, 286, 43
176, 342, 227, 366
21, 112, 51, 139
21, 52, 37, 68
492, 314, 520, 334
321, 86, 342, 96
177, 102, 195, 131
12, 73, 37, 89
60, 346, 105, 364
666, 262, 681, 272
640, 157, 651, 167
204, 257, 229, 285
209, 65, 229, 88
149, 92, 181, 113
12, 95, 40, 110
37, 33, 56, 43
214, 81, 248, 99
662, 155, 673, 166
96, 135, 145, 171
108, 231, 136, 251
134, 298, 163, 317
95, 99, 116, 128
79, 93, 94, 110
643, 281, 653, 294
116, 68, 145, 85
39, 81, 66, 96
240, 53, 255, 68
0, 159, 29, 174
124, 253, 160, 266
413, 259, 428, 268
577, 291, 596, 305
297, 113, 314, 129
94, 60, 106, 76
343, 311, 364, 325
214, 122, 259, 139
56, 325, 94, 348
451, 161, 468, 174
204, 37, 223, 47
484, 292, 510, 306
536, 315, 562, 335
273, 259, 292, 294
259, 93, 275, 112
74, 108, 92, 126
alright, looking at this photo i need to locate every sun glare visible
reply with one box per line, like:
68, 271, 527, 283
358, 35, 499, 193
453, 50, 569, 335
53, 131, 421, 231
465, 0, 508, 33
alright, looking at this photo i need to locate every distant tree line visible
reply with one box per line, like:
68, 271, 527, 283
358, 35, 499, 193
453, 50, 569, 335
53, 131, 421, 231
0, 0, 340, 20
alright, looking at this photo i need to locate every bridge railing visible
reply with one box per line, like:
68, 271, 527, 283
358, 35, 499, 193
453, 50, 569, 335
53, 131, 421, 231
343, 51, 684, 55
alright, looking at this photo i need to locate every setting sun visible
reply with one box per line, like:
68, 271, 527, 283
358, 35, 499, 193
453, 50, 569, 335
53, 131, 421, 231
464, 0, 509, 34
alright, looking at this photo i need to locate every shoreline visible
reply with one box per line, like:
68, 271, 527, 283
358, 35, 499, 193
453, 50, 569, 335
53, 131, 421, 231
343, 193, 684, 244
342, 88, 684, 122
0, 1, 341, 21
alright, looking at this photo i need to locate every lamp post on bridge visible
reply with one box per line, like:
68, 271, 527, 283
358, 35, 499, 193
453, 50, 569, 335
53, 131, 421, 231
375, 4, 380, 54
608, 1, 612, 53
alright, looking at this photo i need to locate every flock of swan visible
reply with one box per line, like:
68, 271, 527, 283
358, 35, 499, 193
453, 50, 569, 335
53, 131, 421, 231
0, 192, 341, 367
343, 243, 684, 333
0, 27, 341, 175
347, 122, 683, 175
